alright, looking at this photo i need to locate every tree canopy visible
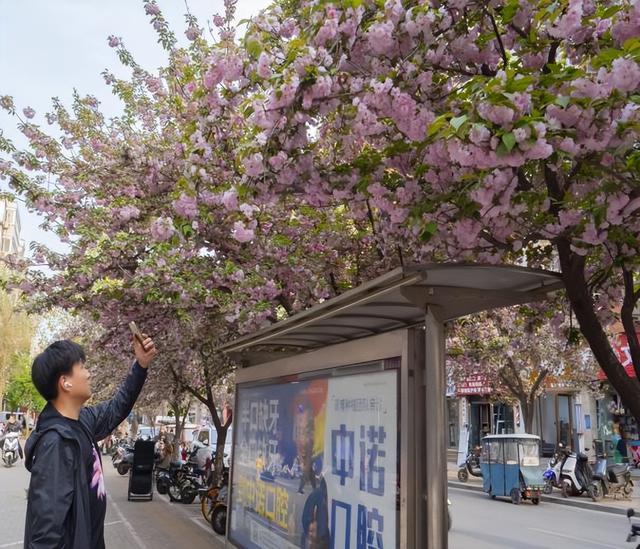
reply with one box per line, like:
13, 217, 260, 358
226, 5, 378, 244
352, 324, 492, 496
1, 0, 639, 419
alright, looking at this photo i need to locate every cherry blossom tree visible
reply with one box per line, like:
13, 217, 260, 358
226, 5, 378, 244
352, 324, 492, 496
0, 1, 382, 476
448, 303, 598, 432
237, 0, 640, 420
3, 0, 640, 424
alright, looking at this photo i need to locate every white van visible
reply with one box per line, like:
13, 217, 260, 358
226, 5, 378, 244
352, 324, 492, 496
190, 425, 233, 469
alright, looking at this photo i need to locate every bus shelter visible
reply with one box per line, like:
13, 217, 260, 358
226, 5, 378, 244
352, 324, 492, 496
218, 264, 562, 549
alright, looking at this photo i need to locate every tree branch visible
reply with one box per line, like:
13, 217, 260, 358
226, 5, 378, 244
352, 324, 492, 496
529, 368, 549, 401
485, 8, 508, 69
621, 265, 640, 378
498, 368, 525, 400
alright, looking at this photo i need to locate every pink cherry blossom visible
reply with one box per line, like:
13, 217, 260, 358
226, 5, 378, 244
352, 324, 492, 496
367, 21, 395, 55
548, 0, 584, 39
185, 26, 200, 41
256, 52, 272, 79
477, 103, 515, 126
172, 194, 198, 219
221, 189, 238, 211
243, 153, 264, 177
22, 107, 35, 119
144, 2, 160, 16
609, 58, 640, 93
231, 221, 254, 243
150, 217, 175, 242
117, 205, 140, 222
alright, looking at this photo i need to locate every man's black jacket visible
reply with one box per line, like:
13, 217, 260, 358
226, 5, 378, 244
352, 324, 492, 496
23, 362, 147, 549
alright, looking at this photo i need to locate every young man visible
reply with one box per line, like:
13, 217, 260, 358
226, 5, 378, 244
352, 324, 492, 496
23, 335, 157, 549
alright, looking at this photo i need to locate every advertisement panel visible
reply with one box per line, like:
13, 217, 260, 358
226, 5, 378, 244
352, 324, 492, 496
229, 367, 398, 549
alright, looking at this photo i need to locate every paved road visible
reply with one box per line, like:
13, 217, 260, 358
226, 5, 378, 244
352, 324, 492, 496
1, 453, 635, 549
449, 486, 632, 548
0, 453, 223, 549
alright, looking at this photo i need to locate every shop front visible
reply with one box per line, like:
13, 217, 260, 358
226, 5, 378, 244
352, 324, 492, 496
596, 331, 640, 465
455, 374, 516, 449
532, 391, 579, 456
596, 386, 640, 464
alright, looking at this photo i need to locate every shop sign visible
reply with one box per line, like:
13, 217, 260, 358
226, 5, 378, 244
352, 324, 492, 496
456, 374, 492, 396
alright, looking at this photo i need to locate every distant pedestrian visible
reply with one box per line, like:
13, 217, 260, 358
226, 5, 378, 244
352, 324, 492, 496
0, 414, 24, 459
181, 441, 188, 461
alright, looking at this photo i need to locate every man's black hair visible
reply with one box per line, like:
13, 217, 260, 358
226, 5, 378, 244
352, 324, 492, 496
31, 340, 86, 401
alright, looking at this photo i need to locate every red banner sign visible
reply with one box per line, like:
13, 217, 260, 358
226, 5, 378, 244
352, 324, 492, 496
598, 332, 639, 381
456, 374, 493, 396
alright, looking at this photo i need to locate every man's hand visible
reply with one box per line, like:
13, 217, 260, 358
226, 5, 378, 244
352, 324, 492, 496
133, 334, 157, 368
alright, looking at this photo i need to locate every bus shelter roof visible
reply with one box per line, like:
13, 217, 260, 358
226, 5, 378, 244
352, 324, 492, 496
218, 263, 563, 366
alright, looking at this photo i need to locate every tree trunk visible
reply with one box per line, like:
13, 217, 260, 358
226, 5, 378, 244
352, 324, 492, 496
205, 401, 232, 486
521, 399, 534, 434
170, 401, 189, 461
130, 413, 139, 440
556, 238, 640, 423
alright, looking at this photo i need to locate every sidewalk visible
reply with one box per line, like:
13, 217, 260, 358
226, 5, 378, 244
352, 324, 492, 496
447, 461, 640, 516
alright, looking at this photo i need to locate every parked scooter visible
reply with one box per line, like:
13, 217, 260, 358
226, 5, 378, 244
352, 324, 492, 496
112, 442, 134, 476
543, 448, 563, 494
457, 445, 482, 483
590, 452, 634, 501
625, 508, 640, 548
559, 445, 595, 498
167, 448, 209, 504
2, 432, 20, 467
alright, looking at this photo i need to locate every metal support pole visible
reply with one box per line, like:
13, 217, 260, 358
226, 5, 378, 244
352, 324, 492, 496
424, 307, 447, 549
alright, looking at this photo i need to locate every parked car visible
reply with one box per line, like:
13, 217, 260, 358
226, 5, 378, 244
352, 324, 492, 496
190, 426, 233, 469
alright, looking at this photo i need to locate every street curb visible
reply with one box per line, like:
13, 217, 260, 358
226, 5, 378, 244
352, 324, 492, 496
448, 480, 633, 516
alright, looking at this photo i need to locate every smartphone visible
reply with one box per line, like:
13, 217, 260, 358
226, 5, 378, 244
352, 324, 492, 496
129, 321, 145, 344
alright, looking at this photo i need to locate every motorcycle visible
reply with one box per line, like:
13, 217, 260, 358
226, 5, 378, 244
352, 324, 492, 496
2, 432, 20, 467
457, 446, 482, 483
543, 448, 563, 494
167, 448, 209, 504
156, 461, 183, 495
112, 442, 134, 476
590, 453, 634, 501
559, 446, 595, 498
625, 508, 640, 548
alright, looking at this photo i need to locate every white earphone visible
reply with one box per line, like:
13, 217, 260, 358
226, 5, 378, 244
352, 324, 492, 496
64, 382, 73, 389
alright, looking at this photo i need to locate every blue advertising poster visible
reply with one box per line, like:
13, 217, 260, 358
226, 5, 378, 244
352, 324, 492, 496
228, 368, 398, 549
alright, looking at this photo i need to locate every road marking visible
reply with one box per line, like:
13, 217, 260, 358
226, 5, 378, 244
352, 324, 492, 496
190, 516, 215, 535
448, 486, 634, 519
0, 542, 23, 548
104, 520, 124, 527
156, 492, 220, 539
528, 527, 620, 548
106, 494, 149, 549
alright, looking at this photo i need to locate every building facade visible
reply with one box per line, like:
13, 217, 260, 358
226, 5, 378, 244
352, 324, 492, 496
0, 199, 24, 257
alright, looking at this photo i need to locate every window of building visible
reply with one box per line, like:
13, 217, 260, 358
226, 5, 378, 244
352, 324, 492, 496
1, 237, 11, 252
4, 208, 15, 226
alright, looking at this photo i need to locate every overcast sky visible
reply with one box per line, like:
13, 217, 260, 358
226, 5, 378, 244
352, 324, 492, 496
0, 0, 270, 256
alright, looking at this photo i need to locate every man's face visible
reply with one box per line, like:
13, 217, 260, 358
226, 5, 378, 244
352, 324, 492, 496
60, 361, 92, 402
